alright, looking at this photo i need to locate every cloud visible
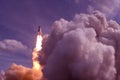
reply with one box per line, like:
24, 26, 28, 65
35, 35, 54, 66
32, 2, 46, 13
0, 39, 32, 71
73, 0, 120, 17
0, 39, 28, 52
88, 0, 120, 17
74, 0, 81, 3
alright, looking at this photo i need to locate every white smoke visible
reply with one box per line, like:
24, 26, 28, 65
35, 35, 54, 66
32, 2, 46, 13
41, 11, 120, 80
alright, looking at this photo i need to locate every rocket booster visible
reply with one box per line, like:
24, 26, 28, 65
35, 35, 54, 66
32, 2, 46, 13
37, 26, 42, 35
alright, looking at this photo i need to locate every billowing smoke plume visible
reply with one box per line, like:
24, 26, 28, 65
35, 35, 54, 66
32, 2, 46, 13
1, 64, 43, 80
1, 11, 120, 80
41, 10, 120, 80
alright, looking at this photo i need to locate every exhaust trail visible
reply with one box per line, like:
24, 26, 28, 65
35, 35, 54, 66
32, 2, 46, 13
0, 26, 44, 80
32, 26, 43, 79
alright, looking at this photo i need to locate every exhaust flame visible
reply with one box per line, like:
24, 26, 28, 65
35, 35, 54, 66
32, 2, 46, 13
36, 35, 42, 51
32, 34, 43, 79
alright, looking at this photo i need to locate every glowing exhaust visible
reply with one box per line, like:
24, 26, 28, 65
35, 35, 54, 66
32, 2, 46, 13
32, 26, 43, 79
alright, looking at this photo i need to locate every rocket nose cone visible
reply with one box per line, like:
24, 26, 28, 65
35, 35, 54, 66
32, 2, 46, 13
38, 26, 40, 32
37, 26, 42, 35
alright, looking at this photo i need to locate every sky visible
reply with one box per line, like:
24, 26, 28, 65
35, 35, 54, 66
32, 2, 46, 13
0, 0, 120, 71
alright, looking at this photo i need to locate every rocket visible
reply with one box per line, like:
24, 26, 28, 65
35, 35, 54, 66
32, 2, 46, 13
37, 26, 42, 35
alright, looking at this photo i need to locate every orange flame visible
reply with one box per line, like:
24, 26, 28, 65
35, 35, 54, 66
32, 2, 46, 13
32, 34, 43, 79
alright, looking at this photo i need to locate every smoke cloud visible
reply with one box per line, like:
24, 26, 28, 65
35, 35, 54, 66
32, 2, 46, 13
1, 11, 120, 80
41, 11, 120, 80
1, 64, 43, 80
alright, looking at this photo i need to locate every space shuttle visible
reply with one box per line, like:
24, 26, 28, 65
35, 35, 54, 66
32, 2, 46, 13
37, 26, 42, 35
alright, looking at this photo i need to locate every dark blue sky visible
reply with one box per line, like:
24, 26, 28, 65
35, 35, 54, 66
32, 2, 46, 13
0, 0, 120, 70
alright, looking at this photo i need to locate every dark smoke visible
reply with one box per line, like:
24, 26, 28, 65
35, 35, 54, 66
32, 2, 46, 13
1, 11, 120, 80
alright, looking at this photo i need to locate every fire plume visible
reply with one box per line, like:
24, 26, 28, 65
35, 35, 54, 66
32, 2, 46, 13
35, 35, 42, 51
32, 33, 43, 79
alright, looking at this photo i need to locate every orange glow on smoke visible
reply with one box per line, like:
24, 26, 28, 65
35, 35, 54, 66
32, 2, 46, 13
32, 34, 43, 79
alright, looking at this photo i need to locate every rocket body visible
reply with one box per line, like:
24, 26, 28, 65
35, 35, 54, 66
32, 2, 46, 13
38, 26, 42, 35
